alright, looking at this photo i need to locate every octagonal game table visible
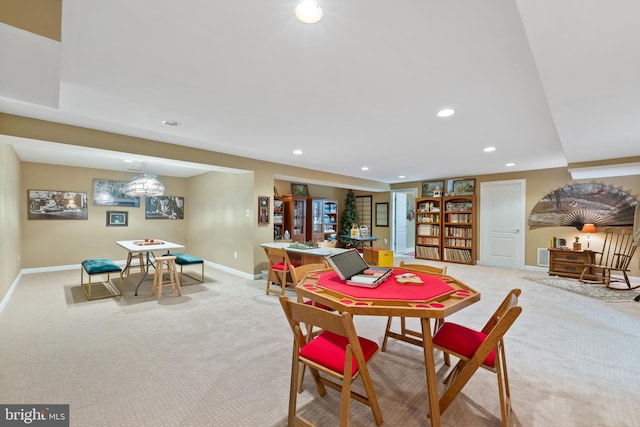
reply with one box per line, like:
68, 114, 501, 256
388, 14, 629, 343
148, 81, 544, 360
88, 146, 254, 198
295, 266, 480, 427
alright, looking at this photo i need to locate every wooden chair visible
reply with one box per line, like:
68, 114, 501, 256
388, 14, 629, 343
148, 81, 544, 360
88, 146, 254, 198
432, 289, 522, 427
381, 261, 447, 352
279, 296, 383, 427
263, 246, 300, 296
579, 229, 638, 289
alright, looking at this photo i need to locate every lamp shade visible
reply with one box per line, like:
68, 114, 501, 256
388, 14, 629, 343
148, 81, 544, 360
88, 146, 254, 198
124, 173, 165, 197
581, 223, 596, 233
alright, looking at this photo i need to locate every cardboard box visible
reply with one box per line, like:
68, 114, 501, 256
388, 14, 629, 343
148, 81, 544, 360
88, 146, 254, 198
363, 248, 394, 267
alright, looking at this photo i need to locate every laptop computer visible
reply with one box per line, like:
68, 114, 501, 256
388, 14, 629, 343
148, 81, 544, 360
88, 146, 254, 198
326, 249, 393, 288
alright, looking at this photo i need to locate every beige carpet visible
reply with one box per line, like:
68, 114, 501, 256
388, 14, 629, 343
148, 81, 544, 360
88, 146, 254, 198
1, 263, 639, 426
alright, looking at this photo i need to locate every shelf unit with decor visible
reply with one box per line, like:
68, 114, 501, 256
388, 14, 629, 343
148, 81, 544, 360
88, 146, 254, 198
273, 197, 284, 240
442, 195, 476, 264
309, 199, 339, 243
415, 197, 442, 261
283, 195, 308, 243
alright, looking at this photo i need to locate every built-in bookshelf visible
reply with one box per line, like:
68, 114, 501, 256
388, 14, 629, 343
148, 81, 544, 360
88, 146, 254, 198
309, 199, 338, 242
282, 195, 308, 243
442, 195, 476, 264
415, 197, 442, 261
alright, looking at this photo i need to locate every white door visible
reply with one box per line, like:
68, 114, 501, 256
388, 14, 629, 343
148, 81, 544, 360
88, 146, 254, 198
393, 192, 407, 253
480, 179, 526, 268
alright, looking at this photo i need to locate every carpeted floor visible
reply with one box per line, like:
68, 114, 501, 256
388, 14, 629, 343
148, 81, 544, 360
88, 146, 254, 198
1, 262, 640, 426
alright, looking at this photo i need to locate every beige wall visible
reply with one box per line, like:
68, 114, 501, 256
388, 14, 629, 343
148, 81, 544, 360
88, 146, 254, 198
395, 169, 640, 277
0, 144, 22, 299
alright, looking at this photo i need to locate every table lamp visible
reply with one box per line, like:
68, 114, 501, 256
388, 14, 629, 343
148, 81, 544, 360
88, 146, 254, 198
581, 223, 596, 250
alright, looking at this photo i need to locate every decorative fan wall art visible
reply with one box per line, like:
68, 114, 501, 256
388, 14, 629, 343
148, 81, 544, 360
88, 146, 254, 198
528, 183, 637, 229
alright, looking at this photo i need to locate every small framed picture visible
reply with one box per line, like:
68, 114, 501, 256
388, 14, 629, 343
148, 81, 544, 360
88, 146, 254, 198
422, 180, 444, 197
291, 183, 309, 196
106, 210, 128, 227
452, 178, 475, 195
376, 203, 389, 227
258, 196, 270, 225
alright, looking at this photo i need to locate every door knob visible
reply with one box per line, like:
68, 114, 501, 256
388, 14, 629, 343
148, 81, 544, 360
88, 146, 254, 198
513, 229, 520, 233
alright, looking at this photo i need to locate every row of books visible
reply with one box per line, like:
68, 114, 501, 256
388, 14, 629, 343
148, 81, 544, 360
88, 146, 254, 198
444, 238, 473, 248
417, 213, 440, 223
444, 248, 473, 263
444, 226, 472, 237
417, 201, 440, 212
417, 236, 440, 245
418, 224, 440, 236
445, 201, 472, 212
446, 213, 472, 223
416, 246, 440, 260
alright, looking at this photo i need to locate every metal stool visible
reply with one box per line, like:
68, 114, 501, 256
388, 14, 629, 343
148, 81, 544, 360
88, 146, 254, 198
151, 256, 182, 300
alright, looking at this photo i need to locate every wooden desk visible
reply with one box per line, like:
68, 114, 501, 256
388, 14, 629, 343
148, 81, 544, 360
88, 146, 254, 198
296, 267, 480, 427
548, 248, 596, 279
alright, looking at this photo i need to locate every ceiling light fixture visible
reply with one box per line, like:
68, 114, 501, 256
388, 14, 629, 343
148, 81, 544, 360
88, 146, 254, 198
505, 162, 516, 167
293, 149, 303, 155
483, 146, 496, 152
361, 166, 369, 171
398, 175, 406, 179
124, 162, 165, 197
162, 120, 181, 126
437, 108, 455, 118
295, 1, 323, 24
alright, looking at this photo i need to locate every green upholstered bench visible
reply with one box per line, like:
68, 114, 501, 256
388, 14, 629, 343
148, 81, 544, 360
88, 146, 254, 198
173, 253, 204, 283
81, 258, 123, 300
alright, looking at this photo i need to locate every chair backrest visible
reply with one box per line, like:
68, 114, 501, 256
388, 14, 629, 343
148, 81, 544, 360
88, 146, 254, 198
594, 230, 637, 271
290, 262, 330, 287
399, 261, 447, 275
480, 289, 521, 335
317, 240, 337, 248
279, 296, 359, 348
263, 246, 294, 271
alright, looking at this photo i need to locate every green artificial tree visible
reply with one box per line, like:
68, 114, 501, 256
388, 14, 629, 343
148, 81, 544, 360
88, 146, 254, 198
339, 189, 359, 248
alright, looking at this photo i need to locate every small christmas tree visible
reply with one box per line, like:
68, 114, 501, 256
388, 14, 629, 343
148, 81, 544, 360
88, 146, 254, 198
339, 189, 359, 248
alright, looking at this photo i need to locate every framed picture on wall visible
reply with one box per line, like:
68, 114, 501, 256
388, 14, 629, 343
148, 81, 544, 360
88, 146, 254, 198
376, 203, 389, 227
28, 190, 88, 220
145, 196, 184, 219
421, 180, 444, 197
452, 178, 475, 195
258, 196, 270, 225
92, 179, 140, 207
291, 183, 309, 196
106, 211, 128, 227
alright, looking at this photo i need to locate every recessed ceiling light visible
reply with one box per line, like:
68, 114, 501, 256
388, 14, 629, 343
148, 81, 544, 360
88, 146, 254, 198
361, 166, 369, 171
483, 146, 496, 152
295, 1, 323, 24
398, 175, 406, 179
162, 120, 181, 126
506, 162, 516, 167
123, 159, 134, 163
437, 108, 455, 118
293, 150, 303, 155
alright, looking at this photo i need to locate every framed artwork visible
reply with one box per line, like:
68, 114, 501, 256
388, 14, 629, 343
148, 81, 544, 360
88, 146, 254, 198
258, 196, 270, 225
145, 196, 184, 219
291, 183, 309, 196
376, 203, 389, 227
422, 180, 444, 197
93, 179, 140, 207
28, 190, 88, 220
453, 178, 476, 195
106, 211, 128, 227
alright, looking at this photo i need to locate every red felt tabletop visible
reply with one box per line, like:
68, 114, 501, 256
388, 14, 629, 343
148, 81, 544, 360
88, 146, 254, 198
315, 269, 454, 301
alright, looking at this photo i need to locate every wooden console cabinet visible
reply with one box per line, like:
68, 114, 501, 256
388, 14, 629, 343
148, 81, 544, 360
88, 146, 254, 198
548, 248, 596, 279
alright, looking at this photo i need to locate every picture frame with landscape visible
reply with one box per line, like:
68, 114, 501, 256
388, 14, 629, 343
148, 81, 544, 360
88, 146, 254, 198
422, 180, 444, 197
452, 178, 475, 195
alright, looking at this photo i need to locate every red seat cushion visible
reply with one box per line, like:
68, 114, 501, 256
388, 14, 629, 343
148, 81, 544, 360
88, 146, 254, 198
303, 300, 334, 311
299, 331, 378, 376
271, 261, 301, 271
432, 322, 496, 368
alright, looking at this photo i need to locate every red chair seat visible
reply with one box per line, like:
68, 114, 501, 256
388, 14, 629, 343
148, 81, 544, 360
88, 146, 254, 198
272, 261, 301, 271
432, 322, 496, 368
299, 331, 379, 376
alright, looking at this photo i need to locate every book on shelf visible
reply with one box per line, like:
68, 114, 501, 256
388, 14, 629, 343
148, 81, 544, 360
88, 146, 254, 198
550, 236, 567, 249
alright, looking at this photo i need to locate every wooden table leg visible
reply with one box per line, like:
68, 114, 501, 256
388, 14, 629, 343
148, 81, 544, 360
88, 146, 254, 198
421, 318, 441, 427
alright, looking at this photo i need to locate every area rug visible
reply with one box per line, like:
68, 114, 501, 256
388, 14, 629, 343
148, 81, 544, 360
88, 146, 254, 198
525, 276, 640, 302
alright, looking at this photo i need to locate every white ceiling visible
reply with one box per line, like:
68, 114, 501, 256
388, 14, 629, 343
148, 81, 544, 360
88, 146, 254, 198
1, 0, 639, 182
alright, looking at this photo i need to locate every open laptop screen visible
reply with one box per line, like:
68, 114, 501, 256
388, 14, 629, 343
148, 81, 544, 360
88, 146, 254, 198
326, 249, 370, 280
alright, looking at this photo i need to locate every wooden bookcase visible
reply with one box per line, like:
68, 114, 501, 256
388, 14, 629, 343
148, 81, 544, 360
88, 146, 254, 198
442, 195, 476, 264
309, 199, 338, 242
415, 197, 442, 261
